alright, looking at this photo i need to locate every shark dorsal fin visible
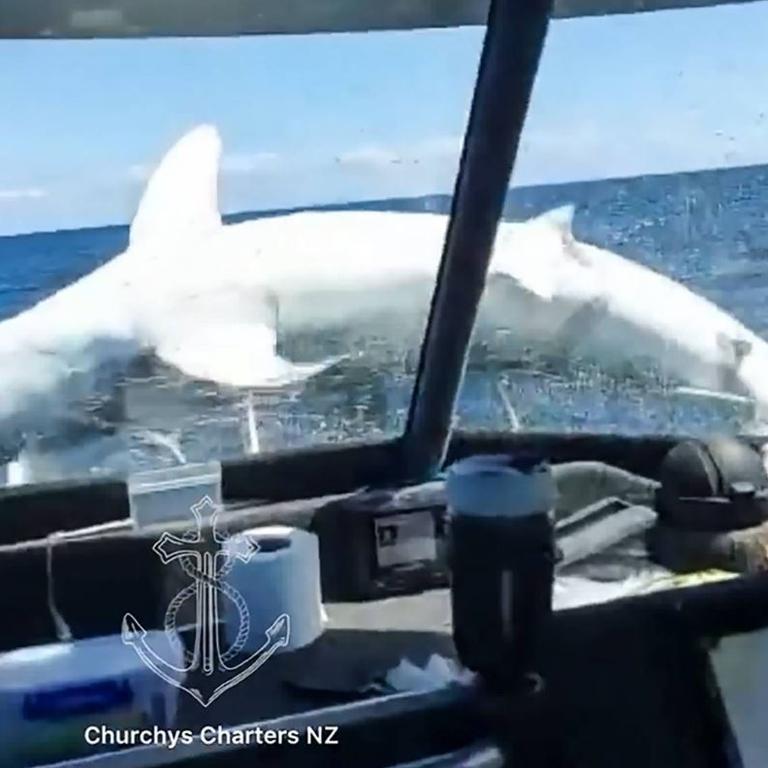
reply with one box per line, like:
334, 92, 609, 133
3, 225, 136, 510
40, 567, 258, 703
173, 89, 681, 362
494, 205, 579, 300
536, 205, 576, 244
129, 124, 223, 248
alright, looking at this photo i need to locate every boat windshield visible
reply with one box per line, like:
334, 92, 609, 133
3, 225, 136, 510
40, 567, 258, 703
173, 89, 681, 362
0, 29, 484, 485
458, 1, 768, 438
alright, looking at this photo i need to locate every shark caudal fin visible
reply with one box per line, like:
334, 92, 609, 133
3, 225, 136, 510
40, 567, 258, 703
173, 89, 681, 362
129, 125, 223, 248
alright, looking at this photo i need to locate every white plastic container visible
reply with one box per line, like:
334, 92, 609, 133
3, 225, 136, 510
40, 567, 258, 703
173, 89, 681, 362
0, 632, 184, 766
128, 461, 222, 529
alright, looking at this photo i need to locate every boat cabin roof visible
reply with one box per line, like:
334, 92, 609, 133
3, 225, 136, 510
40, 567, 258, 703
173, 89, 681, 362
0, 0, 760, 38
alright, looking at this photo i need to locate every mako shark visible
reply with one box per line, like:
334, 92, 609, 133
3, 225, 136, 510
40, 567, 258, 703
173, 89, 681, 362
1, 123, 767, 474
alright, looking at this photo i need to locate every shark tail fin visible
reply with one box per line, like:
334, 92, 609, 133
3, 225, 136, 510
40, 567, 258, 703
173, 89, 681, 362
129, 125, 223, 248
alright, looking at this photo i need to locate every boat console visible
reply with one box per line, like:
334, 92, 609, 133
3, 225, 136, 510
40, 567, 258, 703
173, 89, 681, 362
2, 0, 768, 767
1, 432, 767, 767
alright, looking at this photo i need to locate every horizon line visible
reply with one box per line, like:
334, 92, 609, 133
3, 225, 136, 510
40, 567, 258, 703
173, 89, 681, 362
1, 157, 765, 240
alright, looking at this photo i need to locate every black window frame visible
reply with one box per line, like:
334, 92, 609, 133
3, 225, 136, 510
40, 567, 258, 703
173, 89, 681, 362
0, 0, 757, 519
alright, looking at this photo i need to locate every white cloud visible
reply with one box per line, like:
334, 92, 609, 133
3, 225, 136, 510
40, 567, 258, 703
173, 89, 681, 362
301, 134, 467, 204
127, 164, 152, 182
513, 115, 768, 187
0, 187, 48, 201
221, 152, 280, 175
419, 135, 463, 159
127, 151, 281, 184
336, 136, 462, 171
336, 146, 403, 169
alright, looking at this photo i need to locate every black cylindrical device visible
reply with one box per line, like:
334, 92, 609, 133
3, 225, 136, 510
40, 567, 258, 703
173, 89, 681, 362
446, 454, 557, 690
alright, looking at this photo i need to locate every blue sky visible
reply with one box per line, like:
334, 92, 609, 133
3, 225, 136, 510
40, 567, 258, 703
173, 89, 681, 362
1, 1, 768, 235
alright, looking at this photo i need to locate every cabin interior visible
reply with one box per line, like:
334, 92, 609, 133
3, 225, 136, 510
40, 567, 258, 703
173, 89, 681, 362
1, 1, 768, 767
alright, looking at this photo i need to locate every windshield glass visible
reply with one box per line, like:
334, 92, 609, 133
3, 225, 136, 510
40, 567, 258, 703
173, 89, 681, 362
457, 1, 768, 437
0, 30, 483, 486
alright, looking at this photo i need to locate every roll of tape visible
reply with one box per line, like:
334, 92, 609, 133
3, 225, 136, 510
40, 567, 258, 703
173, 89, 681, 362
224, 526, 324, 655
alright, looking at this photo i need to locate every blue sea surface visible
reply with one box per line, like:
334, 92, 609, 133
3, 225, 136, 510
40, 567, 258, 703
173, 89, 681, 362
2, 162, 768, 481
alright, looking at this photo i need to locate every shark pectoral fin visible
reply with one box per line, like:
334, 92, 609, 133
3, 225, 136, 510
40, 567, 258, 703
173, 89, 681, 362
716, 332, 752, 365
715, 332, 753, 394
129, 125, 223, 248
155, 323, 343, 388
551, 298, 608, 356
513, 264, 555, 301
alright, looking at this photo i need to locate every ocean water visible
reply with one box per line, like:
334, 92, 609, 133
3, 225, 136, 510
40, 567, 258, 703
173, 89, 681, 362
2, 162, 768, 483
